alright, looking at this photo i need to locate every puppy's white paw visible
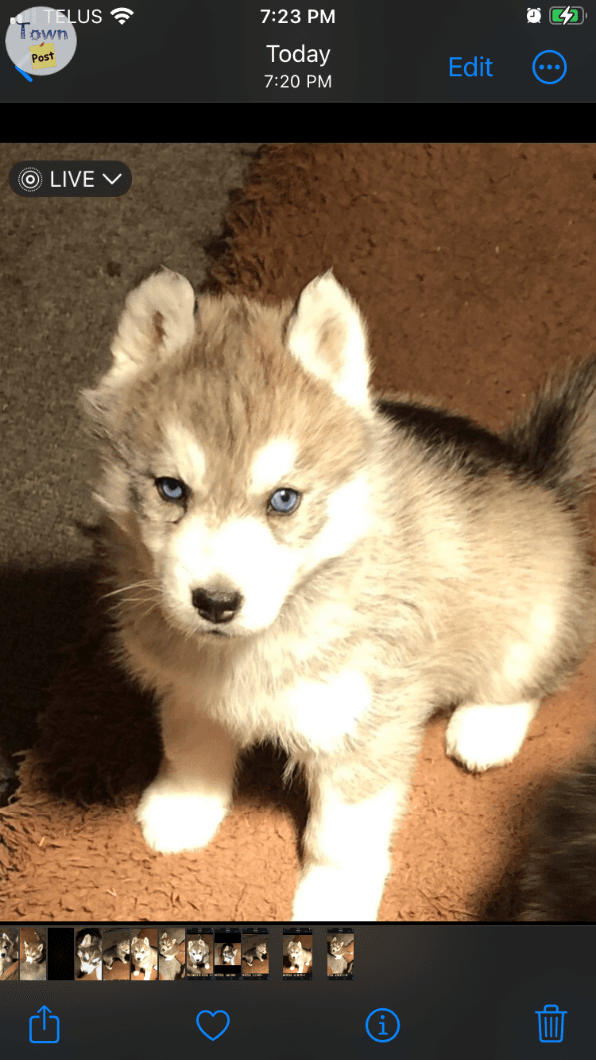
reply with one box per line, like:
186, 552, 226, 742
445, 699, 539, 772
292, 863, 385, 922
136, 777, 230, 854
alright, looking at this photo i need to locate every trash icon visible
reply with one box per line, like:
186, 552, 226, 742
536, 1004, 567, 1043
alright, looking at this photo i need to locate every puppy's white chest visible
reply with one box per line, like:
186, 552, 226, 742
281, 669, 372, 753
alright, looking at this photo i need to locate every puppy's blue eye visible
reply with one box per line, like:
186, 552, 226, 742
156, 477, 186, 502
269, 487, 300, 514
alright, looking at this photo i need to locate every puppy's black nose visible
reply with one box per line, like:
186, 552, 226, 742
191, 588, 243, 624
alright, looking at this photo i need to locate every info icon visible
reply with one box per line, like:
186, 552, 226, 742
532, 49, 567, 82
365, 1008, 400, 1043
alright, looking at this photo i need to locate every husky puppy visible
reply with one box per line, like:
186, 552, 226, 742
0, 931, 18, 977
131, 936, 158, 980
80, 267, 596, 920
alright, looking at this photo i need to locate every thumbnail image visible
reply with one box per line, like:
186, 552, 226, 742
242, 931, 269, 977
75, 926, 103, 980
214, 931, 241, 977
327, 931, 354, 977
283, 931, 312, 978
20, 926, 46, 982
186, 930, 213, 978
158, 927, 185, 980
102, 927, 130, 981
130, 926, 159, 981
0, 926, 19, 981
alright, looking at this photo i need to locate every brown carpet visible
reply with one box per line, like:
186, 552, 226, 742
2, 143, 596, 923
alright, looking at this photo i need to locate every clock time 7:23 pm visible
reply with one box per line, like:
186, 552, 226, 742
260, 8, 335, 23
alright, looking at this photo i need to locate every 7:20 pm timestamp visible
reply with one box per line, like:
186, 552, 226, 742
264, 74, 332, 87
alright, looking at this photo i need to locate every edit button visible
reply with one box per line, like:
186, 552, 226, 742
450, 56, 494, 76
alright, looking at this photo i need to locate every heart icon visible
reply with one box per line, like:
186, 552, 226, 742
196, 1010, 230, 1041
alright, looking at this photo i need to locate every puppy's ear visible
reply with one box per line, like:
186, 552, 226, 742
286, 270, 372, 415
79, 268, 196, 440
109, 268, 196, 382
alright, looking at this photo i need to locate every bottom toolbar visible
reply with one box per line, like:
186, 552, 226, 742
0, 924, 592, 1057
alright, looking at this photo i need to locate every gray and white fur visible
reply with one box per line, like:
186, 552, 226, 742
81, 268, 596, 921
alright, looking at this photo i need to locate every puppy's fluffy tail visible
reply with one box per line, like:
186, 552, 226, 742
504, 356, 596, 496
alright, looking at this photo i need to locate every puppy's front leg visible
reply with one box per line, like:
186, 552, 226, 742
291, 765, 408, 922
136, 689, 239, 854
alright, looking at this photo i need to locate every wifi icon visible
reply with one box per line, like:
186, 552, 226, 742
111, 7, 134, 23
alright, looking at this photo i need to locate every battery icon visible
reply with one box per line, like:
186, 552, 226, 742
549, 6, 585, 22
